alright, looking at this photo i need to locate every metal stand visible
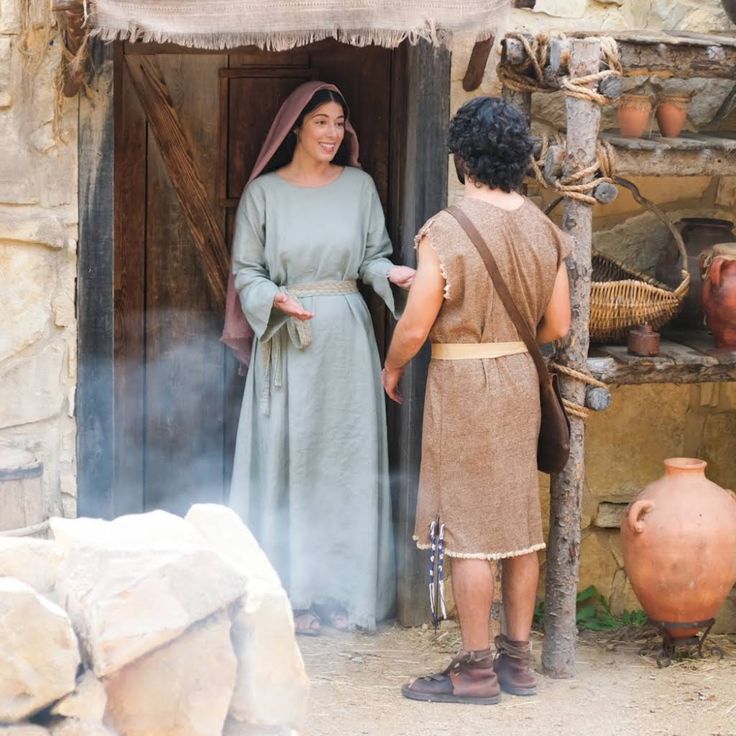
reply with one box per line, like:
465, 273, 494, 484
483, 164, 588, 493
649, 618, 724, 668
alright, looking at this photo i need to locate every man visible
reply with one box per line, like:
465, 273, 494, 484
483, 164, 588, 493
382, 97, 571, 704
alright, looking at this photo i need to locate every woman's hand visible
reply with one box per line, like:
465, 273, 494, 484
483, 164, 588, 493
388, 265, 416, 290
273, 292, 314, 321
381, 365, 404, 404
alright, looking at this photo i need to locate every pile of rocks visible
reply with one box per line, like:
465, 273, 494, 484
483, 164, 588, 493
0, 505, 309, 735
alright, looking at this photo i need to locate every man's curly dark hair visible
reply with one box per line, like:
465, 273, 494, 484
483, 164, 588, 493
448, 97, 533, 192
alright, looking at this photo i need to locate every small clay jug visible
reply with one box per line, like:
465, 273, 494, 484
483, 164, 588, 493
655, 217, 736, 329
621, 458, 736, 638
617, 95, 652, 138
655, 94, 690, 138
702, 243, 736, 348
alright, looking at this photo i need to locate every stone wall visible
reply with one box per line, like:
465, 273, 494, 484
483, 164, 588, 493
0, 0, 78, 520
450, 0, 736, 622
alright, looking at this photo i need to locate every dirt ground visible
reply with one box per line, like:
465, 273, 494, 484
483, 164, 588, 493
299, 623, 736, 736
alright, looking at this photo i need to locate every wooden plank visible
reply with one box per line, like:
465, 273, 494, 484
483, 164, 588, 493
77, 39, 116, 519
588, 335, 736, 384
392, 40, 451, 627
543, 38, 601, 679
125, 55, 229, 308
462, 37, 495, 92
224, 69, 316, 203
113, 46, 147, 516
143, 53, 227, 514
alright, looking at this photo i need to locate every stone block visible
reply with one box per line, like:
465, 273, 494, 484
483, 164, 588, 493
0, 578, 80, 722
0, 0, 22, 33
104, 612, 237, 736
700, 411, 736, 495
0, 343, 66, 428
0, 211, 68, 248
51, 512, 246, 677
578, 531, 618, 604
49, 721, 116, 736
51, 672, 107, 722
585, 385, 689, 501
0, 242, 55, 362
185, 505, 309, 729
0, 537, 63, 592
594, 502, 629, 529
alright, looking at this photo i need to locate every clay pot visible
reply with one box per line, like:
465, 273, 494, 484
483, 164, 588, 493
655, 95, 690, 138
702, 243, 736, 348
617, 95, 652, 138
655, 217, 736, 329
621, 458, 736, 638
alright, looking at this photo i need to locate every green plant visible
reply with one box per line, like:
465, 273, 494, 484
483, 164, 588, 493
531, 586, 648, 632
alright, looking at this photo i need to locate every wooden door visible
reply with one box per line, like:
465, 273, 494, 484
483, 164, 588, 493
114, 42, 394, 516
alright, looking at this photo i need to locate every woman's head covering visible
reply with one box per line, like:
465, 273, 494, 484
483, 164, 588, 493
221, 81, 360, 366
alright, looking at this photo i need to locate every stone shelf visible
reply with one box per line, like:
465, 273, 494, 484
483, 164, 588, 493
566, 30, 736, 80
587, 330, 736, 385
599, 132, 736, 178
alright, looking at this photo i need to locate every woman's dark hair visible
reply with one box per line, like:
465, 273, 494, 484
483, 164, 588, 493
448, 96, 533, 192
262, 89, 352, 174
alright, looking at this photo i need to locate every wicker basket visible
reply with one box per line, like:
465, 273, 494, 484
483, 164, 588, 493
544, 177, 690, 344
589, 178, 690, 343
590, 252, 689, 343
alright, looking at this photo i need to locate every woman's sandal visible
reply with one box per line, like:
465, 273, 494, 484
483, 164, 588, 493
293, 609, 321, 637
312, 603, 350, 631
401, 649, 501, 705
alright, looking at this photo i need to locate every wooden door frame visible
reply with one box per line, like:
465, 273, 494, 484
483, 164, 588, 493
77, 37, 450, 622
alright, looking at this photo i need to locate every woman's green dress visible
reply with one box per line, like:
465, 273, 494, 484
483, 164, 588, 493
229, 167, 395, 628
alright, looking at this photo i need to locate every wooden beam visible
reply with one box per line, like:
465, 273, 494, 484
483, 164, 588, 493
462, 37, 495, 92
393, 40, 451, 627
505, 32, 736, 81
542, 38, 601, 680
588, 334, 736, 385
77, 39, 115, 519
125, 56, 229, 309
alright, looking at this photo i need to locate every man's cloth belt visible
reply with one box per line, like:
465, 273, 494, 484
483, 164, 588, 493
431, 342, 528, 360
260, 279, 359, 413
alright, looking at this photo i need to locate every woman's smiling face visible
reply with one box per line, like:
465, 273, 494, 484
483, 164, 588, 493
295, 101, 346, 163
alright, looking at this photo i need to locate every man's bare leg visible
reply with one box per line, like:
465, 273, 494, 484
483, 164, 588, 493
494, 551, 539, 695
401, 557, 500, 703
501, 552, 539, 640
452, 558, 495, 650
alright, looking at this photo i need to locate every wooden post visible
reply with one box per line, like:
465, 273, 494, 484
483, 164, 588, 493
500, 38, 532, 121
542, 38, 601, 679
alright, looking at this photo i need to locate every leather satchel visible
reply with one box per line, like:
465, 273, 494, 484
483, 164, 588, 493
445, 205, 571, 474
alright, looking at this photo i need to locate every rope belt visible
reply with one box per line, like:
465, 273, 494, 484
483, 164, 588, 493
431, 342, 528, 360
260, 279, 358, 414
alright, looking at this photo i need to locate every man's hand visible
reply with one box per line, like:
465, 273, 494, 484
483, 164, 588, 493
381, 365, 404, 403
273, 292, 314, 321
388, 265, 416, 290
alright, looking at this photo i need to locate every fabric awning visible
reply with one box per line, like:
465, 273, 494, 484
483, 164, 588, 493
89, 0, 510, 50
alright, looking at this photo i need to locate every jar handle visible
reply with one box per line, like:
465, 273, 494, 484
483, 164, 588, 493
627, 499, 655, 534
708, 256, 726, 289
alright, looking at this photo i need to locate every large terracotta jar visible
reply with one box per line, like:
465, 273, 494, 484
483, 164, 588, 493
617, 94, 652, 138
702, 243, 736, 348
621, 458, 736, 638
655, 218, 736, 329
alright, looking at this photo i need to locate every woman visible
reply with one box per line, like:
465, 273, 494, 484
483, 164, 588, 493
382, 97, 571, 703
224, 82, 414, 635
